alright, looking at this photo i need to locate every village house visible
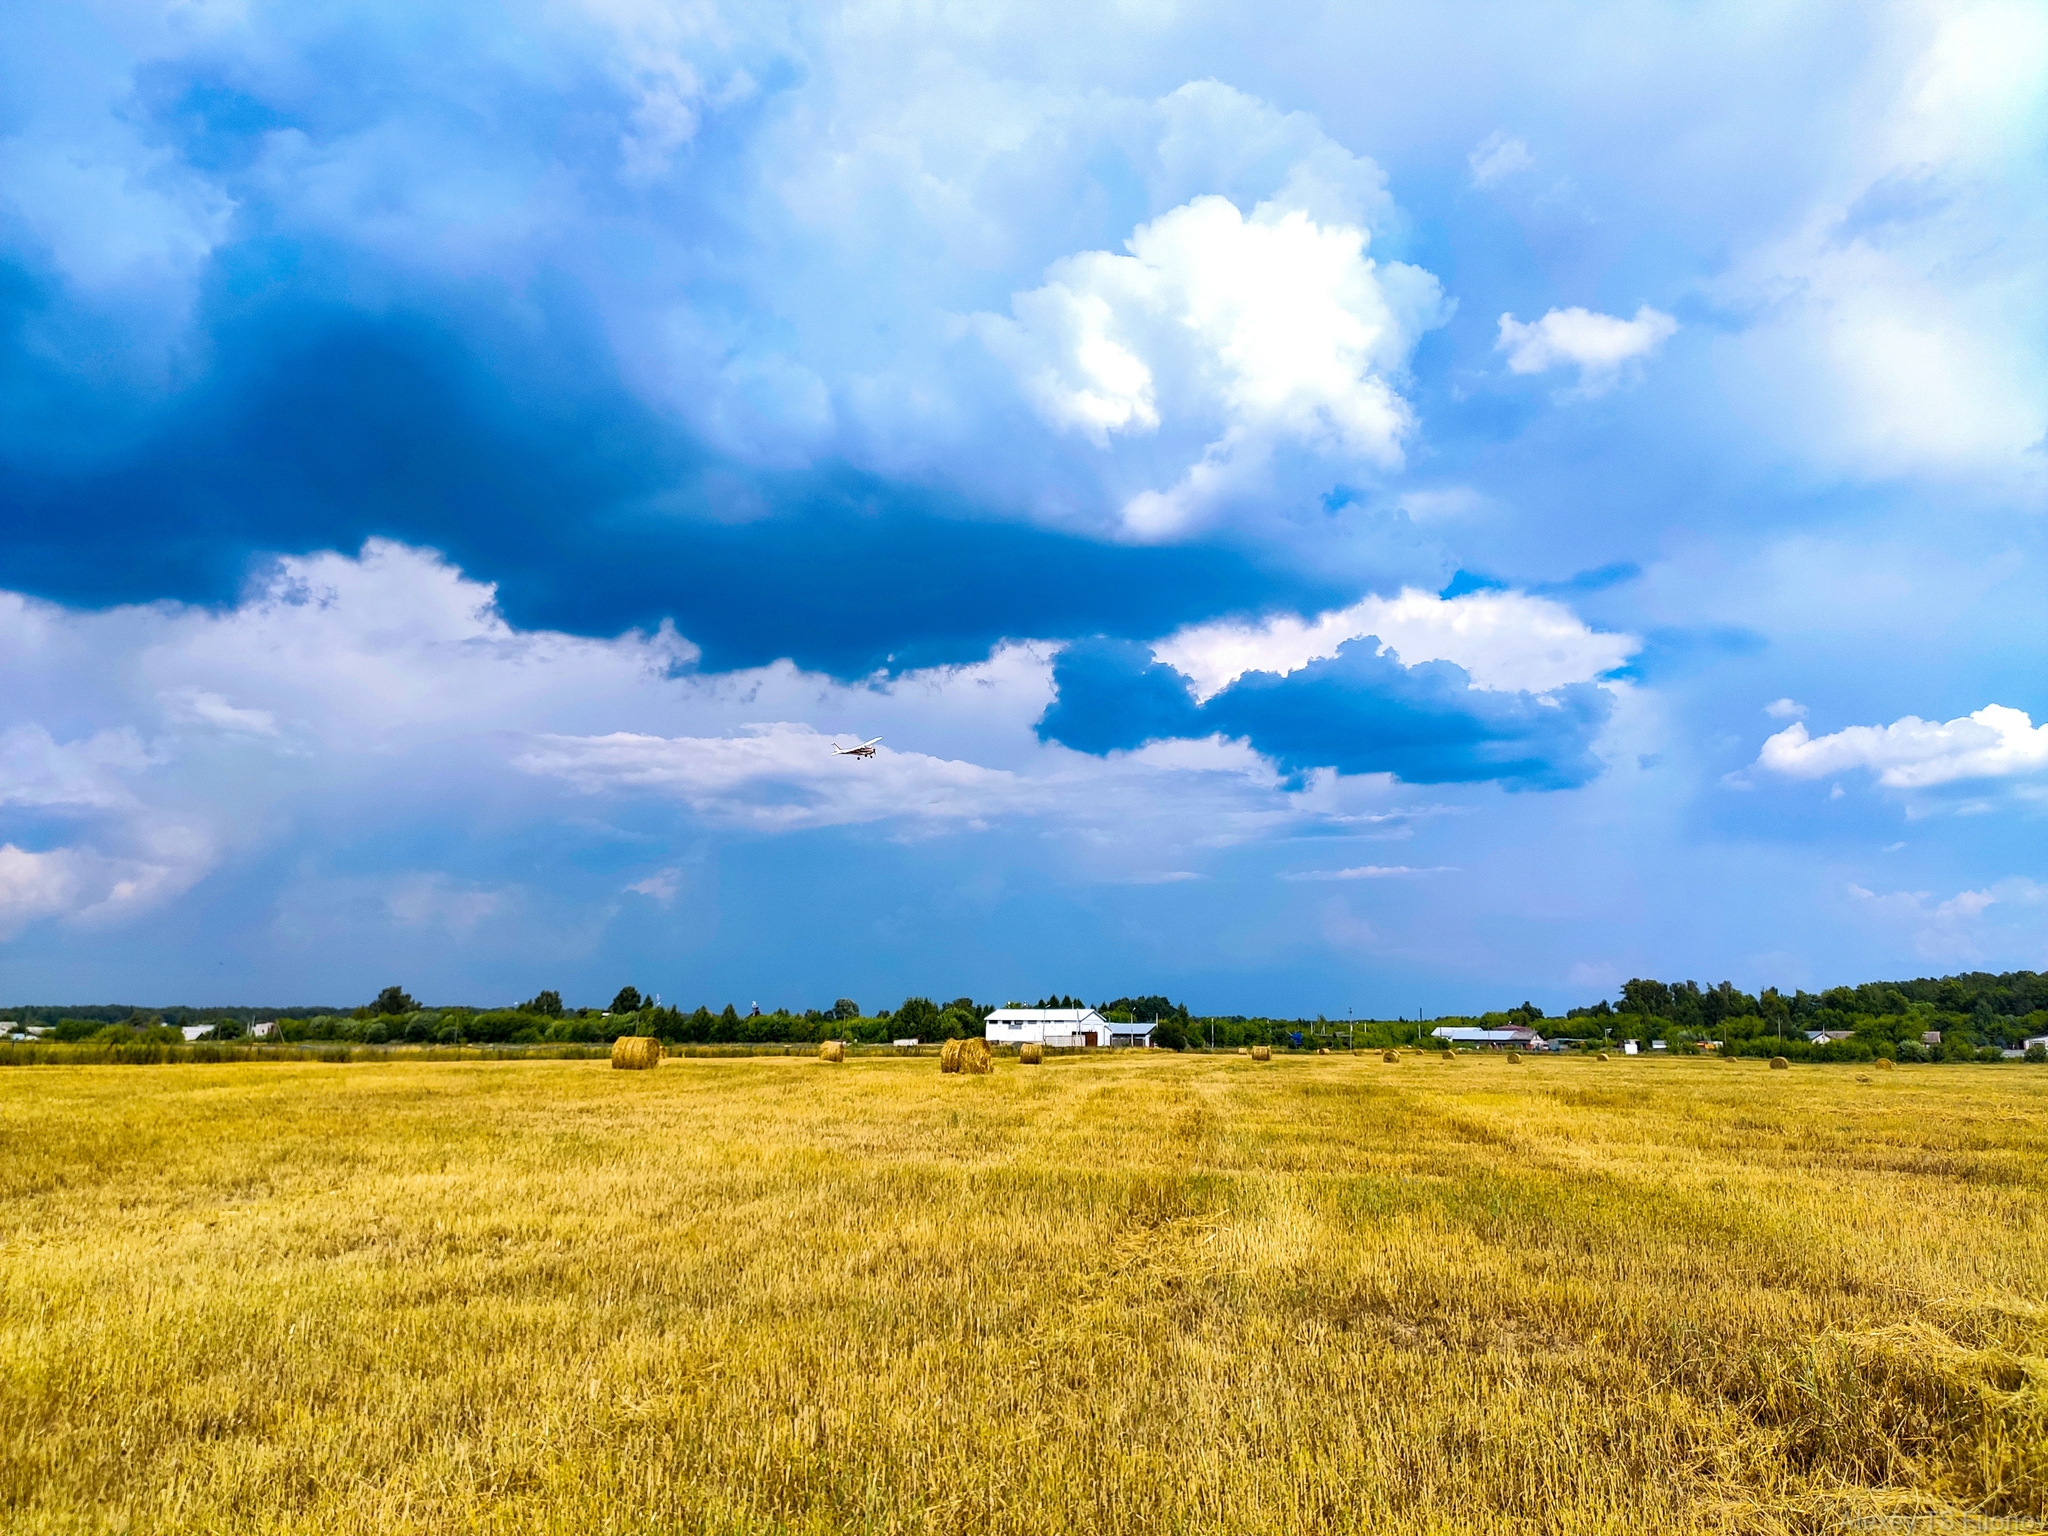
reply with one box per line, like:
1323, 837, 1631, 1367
982, 1008, 1155, 1049
1430, 1025, 1547, 1051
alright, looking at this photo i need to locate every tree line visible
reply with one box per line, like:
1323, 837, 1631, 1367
8, 971, 2044, 1061
1555, 970, 2048, 1061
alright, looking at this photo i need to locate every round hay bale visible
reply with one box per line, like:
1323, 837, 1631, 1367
1876, 1057, 1895, 1071
1770, 1056, 1790, 1070
939, 1038, 964, 1074
818, 1040, 845, 1063
1507, 1051, 1523, 1063
957, 1037, 993, 1075
610, 1035, 663, 1070
1382, 1050, 1399, 1064
1019, 1042, 1044, 1065
1250, 1044, 1272, 1062
1237, 1047, 1249, 1056
1316, 1047, 1330, 1055
1597, 1052, 1610, 1062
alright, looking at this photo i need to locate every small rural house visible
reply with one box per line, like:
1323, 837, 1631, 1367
251, 1021, 278, 1039
181, 1025, 212, 1042
1430, 1025, 1547, 1051
983, 1008, 1154, 1049
1805, 1029, 1854, 1044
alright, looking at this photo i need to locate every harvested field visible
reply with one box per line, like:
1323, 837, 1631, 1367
2, 1054, 2045, 1533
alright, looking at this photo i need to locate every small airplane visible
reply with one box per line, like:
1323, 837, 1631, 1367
831, 736, 882, 760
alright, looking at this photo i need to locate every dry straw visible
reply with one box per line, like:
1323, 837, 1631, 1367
1250, 1045, 1272, 1062
1598, 1052, 1610, 1061
1877, 1057, 1896, 1071
1382, 1051, 1399, 1063
610, 1036, 662, 1071
1019, 1043, 1044, 1065
941, 1038, 993, 1075
1507, 1051, 1523, 1064
818, 1040, 845, 1063
1770, 1056, 1790, 1070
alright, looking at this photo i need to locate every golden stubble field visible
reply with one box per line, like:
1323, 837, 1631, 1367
2, 1052, 2044, 1535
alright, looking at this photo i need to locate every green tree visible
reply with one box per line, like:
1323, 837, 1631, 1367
832, 998, 861, 1021
895, 997, 942, 1037
610, 986, 643, 1014
1620, 979, 1671, 1017
1103, 996, 1191, 1023
371, 986, 418, 1016
522, 990, 564, 1018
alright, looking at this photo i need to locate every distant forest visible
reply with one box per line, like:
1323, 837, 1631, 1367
3, 973, 2044, 1062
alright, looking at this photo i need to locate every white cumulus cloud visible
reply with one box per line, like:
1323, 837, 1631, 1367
1497, 305, 1678, 393
977, 191, 1446, 537
1758, 703, 2048, 788
0, 540, 1474, 937
1152, 586, 1638, 702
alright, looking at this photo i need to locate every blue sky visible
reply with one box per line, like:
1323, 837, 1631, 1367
2, 0, 2045, 1013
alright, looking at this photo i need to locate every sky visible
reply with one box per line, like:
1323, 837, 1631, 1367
2, 0, 2045, 1015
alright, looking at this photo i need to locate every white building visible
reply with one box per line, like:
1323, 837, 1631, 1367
181, 1025, 213, 1042
1431, 1026, 1547, 1050
983, 1008, 1154, 1049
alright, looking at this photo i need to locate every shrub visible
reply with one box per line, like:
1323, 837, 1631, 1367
2026, 1043, 2047, 1064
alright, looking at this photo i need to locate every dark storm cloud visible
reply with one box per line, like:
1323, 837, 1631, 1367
1038, 636, 1614, 788
0, 294, 1341, 674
